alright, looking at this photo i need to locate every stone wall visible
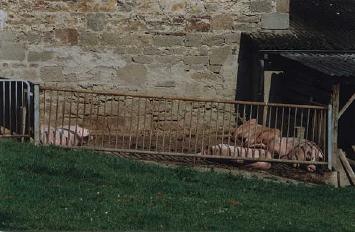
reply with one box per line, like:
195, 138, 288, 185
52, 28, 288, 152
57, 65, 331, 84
0, 0, 289, 99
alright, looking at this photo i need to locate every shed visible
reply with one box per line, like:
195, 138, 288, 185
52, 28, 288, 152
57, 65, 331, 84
237, 0, 355, 166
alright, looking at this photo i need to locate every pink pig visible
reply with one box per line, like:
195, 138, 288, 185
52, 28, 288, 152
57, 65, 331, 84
41, 125, 91, 146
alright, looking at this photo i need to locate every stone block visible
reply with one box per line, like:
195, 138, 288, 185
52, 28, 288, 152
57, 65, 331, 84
132, 55, 154, 64
87, 13, 106, 31
0, 42, 26, 61
0, 31, 17, 41
116, 64, 147, 87
153, 35, 184, 47
28, 51, 54, 62
251, 0, 273, 13
276, 0, 290, 13
40, 66, 64, 82
101, 32, 120, 46
224, 32, 241, 44
143, 47, 164, 55
154, 81, 176, 88
79, 31, 100, 47
209, 46, 232, 65
211, 14, 234, 30
186, 16, 211, 32
55, 28, 79, 45
202, 34, 225, 46
183, 56, 209, 65
185, 33, 202, 47
155, 55, 181, 64
209, 65, 222, 74
261, 13, 289, 30
191, 72, 221, 81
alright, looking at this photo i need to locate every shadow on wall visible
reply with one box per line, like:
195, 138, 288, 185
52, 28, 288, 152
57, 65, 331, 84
235, 33, 258, 102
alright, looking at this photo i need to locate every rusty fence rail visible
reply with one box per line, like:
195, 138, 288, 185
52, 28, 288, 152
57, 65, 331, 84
0, 79, 38, 139
40, 86, 329, 166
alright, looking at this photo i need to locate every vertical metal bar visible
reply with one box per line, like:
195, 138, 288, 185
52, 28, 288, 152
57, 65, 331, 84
47, 90, 53, 143
188, 101, 194, 153
60, 91, 66, 145
2, 82, 5, 135
312, 109, 317, 142
292, 108, 298, 154
305, 108, 311, 141
80, 93, 87, 146
220, 103, 226, 149
9, 82, 12, 134
73, 93, 80, 146
94, 94, 101, 148
115, 96, 120, 149
53, 90, 60, 145
33, 84, 40, 145
87, 93, 94, 146
109, 97, 114, 146
234, 103, 240, 157
142, 98, 148, 150
200, 102, 207, 154
318, 109, 323, 150
181, 101, 187, 153
155, 99, 161, 152
327, 105, 333, 170
122, 96, 127, 148
254, 105, 260, 159
168, 100, 174, 152
128, 97, 134, 150
194, 102, 201, 154
67, 92, 73, 146
101, 95, 107, 148
227, 103, 232, 148
15, 82, 18, 134
148, 98, 154, 151
162, 98, 167, 152
285, 107, 291, 157
207, 102, 213, 154
135, 98, 141, 150
43, 89, 48, 143
26, 83, 31, 137
215, 103, 219, 155
174, 100, 181, 153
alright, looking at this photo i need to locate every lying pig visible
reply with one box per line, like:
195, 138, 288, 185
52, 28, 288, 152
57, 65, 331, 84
41, 125, 91, 146
199, 144, 272, 170
268, 137, 324, 172
231, 119, 281, 146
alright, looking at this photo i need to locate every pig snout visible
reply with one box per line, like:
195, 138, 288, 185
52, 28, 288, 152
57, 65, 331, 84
307, 165, 316, 172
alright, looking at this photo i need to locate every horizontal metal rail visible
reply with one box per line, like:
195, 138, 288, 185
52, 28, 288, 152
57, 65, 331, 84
40, 86, 328, 110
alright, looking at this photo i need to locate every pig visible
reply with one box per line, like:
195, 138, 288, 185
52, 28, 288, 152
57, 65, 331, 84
40, 125, 91, 146
199, 144, 273, 170
231, 119, 281, 146
268, 137, 324, 172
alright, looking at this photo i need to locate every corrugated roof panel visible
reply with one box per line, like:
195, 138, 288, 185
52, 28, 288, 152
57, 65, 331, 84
280, 53, 355, 77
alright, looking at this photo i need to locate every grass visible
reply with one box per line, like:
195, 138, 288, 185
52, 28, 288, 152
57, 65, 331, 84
0, 140, 354, 231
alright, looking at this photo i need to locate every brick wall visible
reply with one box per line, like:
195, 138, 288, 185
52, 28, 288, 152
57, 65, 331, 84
0, 0, 289, 99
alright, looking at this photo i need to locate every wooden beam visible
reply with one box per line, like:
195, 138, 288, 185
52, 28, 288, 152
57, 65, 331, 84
338, 93, 355, 120
339, 150, 355, 186
331, 84, 340, 169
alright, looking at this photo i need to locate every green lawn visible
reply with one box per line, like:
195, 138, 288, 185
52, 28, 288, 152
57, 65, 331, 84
0, 140, 354, 231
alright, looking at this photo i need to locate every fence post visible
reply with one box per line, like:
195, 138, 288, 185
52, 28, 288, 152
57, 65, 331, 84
33, 84, 40, 145
327, 104, 333, 171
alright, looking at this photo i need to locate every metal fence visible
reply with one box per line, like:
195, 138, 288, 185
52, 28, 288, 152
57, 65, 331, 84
40, 86, 329, 166
0, 79, 37, 139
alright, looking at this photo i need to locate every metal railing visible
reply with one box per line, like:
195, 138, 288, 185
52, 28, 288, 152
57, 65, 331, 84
0, 79, 37, 139
40, 86, 329, 166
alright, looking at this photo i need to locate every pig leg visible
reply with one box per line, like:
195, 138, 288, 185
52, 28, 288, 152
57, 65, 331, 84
246, 162, 272, 170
